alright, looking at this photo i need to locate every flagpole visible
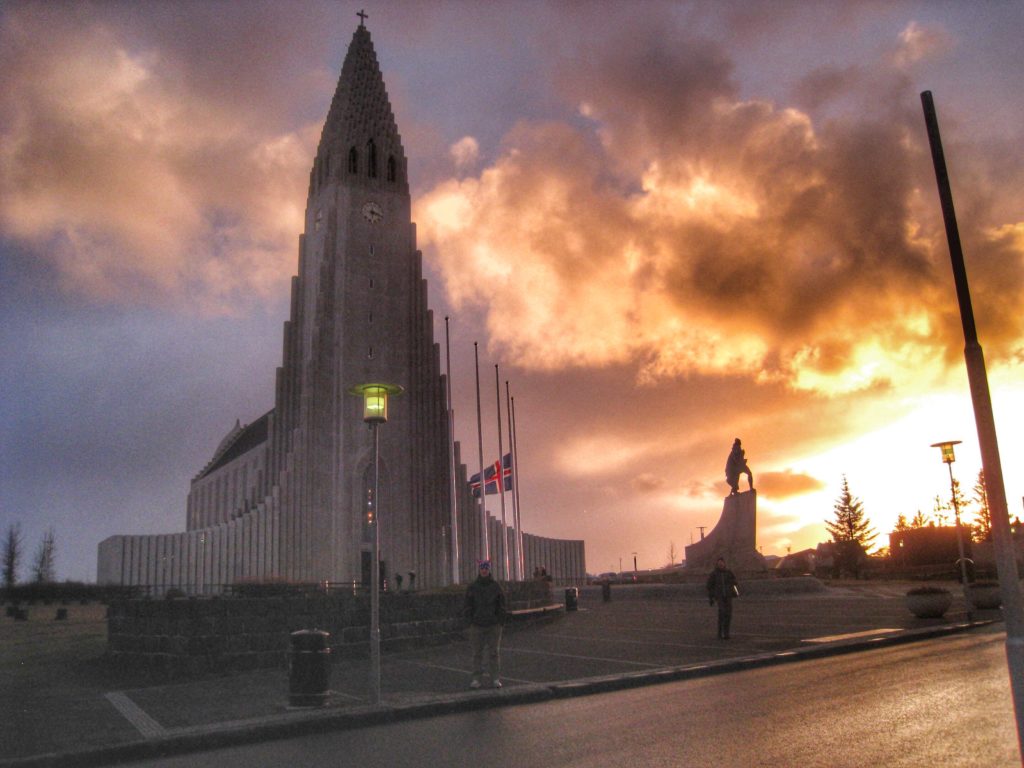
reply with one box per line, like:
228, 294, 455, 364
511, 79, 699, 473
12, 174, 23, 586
495, 364, 511, 581
505, 380, 521, 580
510, 393, 524, 580
444, 317, 459, 584
474, 343, 489, 561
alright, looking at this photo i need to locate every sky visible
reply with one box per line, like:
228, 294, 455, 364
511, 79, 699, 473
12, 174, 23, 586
2, 0, 1023, 582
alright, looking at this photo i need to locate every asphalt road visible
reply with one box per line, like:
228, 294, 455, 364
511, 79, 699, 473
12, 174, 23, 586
124, 627, 1019, 768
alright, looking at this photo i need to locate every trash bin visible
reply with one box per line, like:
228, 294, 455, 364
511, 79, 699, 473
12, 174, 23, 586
289, 629, 331, 707
601, 581, 611, 602
564, 587, 579, 611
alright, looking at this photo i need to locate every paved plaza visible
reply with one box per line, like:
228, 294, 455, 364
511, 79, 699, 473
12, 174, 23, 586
0, 580, 1000, 767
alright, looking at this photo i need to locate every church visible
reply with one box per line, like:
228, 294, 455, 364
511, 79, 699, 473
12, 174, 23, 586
97, 21, 585, 593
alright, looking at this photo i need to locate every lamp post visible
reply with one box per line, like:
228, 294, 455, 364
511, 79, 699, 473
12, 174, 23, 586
348, 382, 403, 707
922, 92, 1024, 752
931, 440, 973, 621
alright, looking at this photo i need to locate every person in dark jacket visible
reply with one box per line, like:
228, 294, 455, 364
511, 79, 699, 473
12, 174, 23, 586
706, 557, 739, 639
464, 560, 506, 689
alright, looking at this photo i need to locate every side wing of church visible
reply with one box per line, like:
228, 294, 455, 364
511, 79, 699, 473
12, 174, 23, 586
97, 23, 586, 593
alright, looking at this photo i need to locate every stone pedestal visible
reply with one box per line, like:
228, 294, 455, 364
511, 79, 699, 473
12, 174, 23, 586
684, 491, 766, 574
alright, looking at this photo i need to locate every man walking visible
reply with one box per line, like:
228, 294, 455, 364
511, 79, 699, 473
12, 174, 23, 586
706, 557, 739, 639
465, 560, 506, 689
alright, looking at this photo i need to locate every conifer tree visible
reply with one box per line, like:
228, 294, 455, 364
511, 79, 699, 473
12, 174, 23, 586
826, 476, 877, 548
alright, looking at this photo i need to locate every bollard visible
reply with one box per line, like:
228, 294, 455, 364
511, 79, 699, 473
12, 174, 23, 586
602, 581, 611, 602
565, 587, 579, 612
288, 629, 331, 707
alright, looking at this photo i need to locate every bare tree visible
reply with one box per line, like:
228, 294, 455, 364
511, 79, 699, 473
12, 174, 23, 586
32, 527, 56, 583
666, 541, 678, 566
3, 523, 23, 590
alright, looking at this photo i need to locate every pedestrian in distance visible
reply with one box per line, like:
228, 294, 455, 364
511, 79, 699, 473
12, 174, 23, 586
465, 559, 506, 689
706, 557, 739, 639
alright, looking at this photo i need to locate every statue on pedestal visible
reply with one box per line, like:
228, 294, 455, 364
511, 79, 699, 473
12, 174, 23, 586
725, 438, 754, 495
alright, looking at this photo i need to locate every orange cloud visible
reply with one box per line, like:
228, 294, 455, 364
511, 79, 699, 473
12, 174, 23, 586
756, 470, 826, 500
416, 22, 1024, 398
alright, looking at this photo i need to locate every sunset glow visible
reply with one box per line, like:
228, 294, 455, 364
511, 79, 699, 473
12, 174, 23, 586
2, 1, 1022, 580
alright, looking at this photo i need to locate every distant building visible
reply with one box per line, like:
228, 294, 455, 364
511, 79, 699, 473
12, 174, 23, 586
889, 525, 970, 568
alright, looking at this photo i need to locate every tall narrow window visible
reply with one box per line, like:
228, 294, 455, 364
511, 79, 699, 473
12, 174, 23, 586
348, 147, 358, 174
367, 139, 377, 178
387, 156, 396, 182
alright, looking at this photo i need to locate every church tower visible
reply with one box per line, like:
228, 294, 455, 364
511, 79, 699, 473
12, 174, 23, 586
264, 19, 451, 587
97, 22, 586, 594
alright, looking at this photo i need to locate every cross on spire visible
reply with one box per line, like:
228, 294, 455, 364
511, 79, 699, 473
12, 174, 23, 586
357, 9, 368, 26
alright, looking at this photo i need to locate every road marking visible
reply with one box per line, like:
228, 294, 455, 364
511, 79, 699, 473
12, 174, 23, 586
104, 692, 168, 739
529, 632, 719, 650
503, 646, 664, 668
393, 655, 544, 684
802, 628, 902, 643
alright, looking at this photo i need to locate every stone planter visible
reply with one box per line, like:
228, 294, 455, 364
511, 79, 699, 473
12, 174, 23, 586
970, 583, 1002, 610
905, 589, 953, 619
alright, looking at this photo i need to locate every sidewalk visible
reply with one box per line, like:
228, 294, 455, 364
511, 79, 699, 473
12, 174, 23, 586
1, 580, 999, 767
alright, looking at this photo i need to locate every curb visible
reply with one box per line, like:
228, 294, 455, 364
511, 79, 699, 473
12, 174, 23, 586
0, 620, 997, 768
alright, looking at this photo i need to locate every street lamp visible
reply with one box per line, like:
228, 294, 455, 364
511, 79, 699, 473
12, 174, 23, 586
348, 382, 403, 706
931, 440, 973, 620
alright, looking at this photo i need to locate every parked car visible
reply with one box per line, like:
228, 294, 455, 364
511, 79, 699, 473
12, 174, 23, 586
594, 572, 619, 584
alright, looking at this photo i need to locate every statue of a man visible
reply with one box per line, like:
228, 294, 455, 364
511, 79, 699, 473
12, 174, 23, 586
725, 438, 754, 495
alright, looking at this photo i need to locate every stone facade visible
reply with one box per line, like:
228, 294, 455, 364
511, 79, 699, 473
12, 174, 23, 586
97, 22, 586, 594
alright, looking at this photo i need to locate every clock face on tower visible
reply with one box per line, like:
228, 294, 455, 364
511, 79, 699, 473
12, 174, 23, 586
361, 201, 383, 223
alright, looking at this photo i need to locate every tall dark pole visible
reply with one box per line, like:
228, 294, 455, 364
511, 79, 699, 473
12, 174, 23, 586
370, 421, 381, 705
922, 90, 1024, 755
474, 343, 489, 560
494, 365, 510, 580
444, 317, 459, 584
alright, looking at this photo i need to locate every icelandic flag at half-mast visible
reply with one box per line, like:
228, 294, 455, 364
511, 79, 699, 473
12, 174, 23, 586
470, 453, 513, 497
484, 453, 513, 495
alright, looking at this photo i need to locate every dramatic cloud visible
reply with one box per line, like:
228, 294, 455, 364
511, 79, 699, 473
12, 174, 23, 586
0, 3, 324, 311
416, 19, 1024, 398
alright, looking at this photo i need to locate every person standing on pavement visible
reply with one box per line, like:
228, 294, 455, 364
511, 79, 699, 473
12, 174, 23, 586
706, 557, 739, 639
465, 560, 506, 689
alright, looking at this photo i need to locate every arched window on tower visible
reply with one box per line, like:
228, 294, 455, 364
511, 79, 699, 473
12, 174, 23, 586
348, 147, 358, 174
367, 139, 377, 179
387, 155, 396, 182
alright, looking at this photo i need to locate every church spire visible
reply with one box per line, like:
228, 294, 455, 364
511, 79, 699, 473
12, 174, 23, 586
312, 20, 407, 193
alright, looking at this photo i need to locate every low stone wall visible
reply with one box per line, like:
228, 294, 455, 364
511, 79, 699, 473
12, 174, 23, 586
578, 576, 826, 601
107, 581, 552, 678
